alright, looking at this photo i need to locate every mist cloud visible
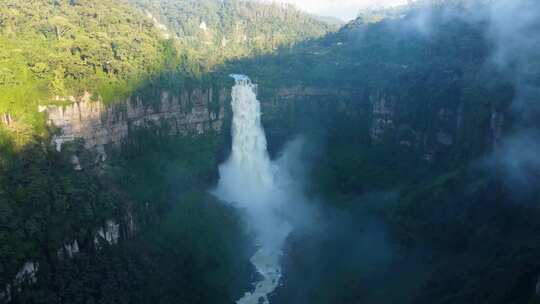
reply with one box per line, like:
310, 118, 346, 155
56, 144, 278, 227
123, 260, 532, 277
486, 0, 540, 189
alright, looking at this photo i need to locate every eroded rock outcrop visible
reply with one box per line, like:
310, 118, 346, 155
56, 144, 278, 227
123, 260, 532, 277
14, 262, 38, 285
263, 86, 506, 163
94, 220, 121, 247
40, 88, 227, 159
57, 240, 80, 260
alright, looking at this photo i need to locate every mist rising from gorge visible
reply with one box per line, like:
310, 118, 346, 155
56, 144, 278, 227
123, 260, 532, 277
392, 0, 540, 190
213, 75, 314, 303
486, 0, 540, 190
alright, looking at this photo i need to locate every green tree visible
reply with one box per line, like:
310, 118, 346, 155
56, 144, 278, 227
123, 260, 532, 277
49, 68, 66, 96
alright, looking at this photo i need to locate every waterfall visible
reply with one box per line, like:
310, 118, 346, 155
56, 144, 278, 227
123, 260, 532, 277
214, 75, 292, 304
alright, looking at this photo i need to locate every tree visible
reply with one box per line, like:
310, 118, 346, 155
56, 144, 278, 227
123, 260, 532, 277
50, 16, 73, 40
49, 67, 66, 96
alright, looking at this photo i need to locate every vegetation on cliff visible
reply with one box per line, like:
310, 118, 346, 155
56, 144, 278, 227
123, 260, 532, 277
0, 0, 332, 147
0, 0, 168, 141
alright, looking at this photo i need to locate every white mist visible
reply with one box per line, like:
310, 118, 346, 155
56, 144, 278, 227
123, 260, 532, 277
214, 75, 293, 304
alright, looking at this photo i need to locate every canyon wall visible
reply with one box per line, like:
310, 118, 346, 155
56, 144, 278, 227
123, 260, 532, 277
261, 86, 506, 162
40, 83, 505, 164
40, 87, 228, 162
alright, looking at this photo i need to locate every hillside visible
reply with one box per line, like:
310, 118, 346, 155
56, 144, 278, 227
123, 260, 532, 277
129, 0, 334, 62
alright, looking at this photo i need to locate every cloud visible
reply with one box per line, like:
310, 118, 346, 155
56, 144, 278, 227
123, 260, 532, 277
488, 0, 540, 74
485, 0, 540, 190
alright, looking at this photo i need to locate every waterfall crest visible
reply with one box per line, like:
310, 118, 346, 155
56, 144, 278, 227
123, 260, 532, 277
214, 75, 292, 304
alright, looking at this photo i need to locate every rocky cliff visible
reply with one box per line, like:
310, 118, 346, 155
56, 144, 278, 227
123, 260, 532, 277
40, 82, 506, 165
261, 86, 506, 162
40, 87, 228, 162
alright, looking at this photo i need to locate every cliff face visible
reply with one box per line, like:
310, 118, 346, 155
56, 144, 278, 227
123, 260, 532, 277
40, 87, 228, 161
40, 82, 505, 164
261, 86, 506, 162
262, 86, 367, 125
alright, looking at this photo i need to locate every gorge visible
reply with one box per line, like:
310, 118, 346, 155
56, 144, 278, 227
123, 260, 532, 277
1, 1, 540, 304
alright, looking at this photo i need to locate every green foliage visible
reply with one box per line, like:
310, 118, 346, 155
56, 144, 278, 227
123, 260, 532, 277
13, 192, 252, 304
0, 0, 333, 146
134, 192, 253, 304
130, 0, 334, 66
49, 67, 67, 96
389, 168, 540, 304
247, 4, 540, 303
2, 132, 255, 303
111, 132, 224, 217
0, 0, 169, 142
0, 142, 121, 287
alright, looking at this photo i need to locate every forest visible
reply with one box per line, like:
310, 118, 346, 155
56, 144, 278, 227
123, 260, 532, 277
1, 0, 540, 304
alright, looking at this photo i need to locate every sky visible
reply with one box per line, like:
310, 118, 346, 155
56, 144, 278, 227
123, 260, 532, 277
278, 0, 408, 21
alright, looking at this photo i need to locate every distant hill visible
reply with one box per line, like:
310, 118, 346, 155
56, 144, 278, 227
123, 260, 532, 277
128, 0, 334, 64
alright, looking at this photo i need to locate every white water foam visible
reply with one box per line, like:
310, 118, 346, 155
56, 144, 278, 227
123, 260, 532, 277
214, 75, 292, 304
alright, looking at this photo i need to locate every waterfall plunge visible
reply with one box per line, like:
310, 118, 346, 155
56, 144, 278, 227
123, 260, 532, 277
214, 75, 293, 304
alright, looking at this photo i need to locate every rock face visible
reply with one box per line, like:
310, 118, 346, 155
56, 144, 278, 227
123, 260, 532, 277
263, 86, 365, 124
57, 241, 80, 260
262, 86, 505, 162
14, 262, 38, 285
40, 82, 504, 165
95, 220, 121, 246
40, 88, 227, 158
